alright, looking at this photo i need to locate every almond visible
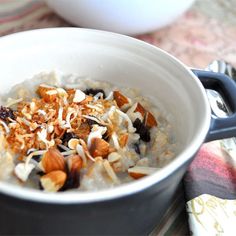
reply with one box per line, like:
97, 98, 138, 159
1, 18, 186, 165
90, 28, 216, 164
89, 138, 110, 158
128, 166, 158, 179
41, 148, 65, 173
68, 138, 80, 150
134, 103, 146, 117
40, 170, 67, 192
145, 111, 157, 128
134, 103, 157, 127
67, 155, 83, 172
37, 84, 57, 103
119, 133, 129, 148
113, 91, 131, 110
128, 172, 146, 179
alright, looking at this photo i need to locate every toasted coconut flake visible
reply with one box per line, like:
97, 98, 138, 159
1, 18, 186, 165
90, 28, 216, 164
76, 143, 87, 166
0, 120, 10, 134
14, 162, 35, 182
37, 128, 55, 148
116, 109, 136, 133
111, 133, 120, 150
103, 160, 120, 184
38, 109, 46, 116
57, 144, 71, 151
87, 125, 107, 148
105, 91, 113, 100
6, 98, 23, 107
61, 150, 77, 156
73, 89, 86, 103
93, 92, 104, 101
25, 150, 47, 164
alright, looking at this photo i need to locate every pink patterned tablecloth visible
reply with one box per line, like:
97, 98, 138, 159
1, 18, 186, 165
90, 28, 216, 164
1, 0, 236, 235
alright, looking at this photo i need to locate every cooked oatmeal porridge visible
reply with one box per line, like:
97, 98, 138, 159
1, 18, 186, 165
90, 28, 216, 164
0, 72, 177, 192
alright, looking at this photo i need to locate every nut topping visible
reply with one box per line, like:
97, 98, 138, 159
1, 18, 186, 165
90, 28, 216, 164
89, 137, 110, 158
113, 91, 131, 110
41, 148, 65, 173
40, 170, 67, 192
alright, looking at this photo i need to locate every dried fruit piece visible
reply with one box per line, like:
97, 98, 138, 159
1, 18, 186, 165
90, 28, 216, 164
40, 170, 67, 192
113, 91, 131, 110
133, 143, 141, 154
84, 88, 106, 98
62, 132, 78, 146
133, 118, 150, 142
61, 155, 83, 190
0, 106, 15, 122
41, 148, 65, 173
89, 138, 110, 158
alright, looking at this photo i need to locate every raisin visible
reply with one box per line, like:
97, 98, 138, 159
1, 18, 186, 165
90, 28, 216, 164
133, 118, 150, 142
60, 165, 80, 191
84, 88, 106, 98
133, 143, 141, 154
0, 106, 15, 122
37, 171, 45, 176
86, 118, 100, 126
62, 132, 78, 146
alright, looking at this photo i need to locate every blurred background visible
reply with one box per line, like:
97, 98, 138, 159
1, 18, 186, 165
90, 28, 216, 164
0, 0, 235, 69
0, 0, 236, 235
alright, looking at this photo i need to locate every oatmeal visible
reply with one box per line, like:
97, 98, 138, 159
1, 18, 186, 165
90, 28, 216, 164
0, 72, 176, 192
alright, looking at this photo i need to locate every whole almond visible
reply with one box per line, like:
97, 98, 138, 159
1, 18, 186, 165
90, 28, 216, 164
89, 138, 110, 158
67, 155, 83, 172
40, 170, 67, 192
41, 148, 65, 173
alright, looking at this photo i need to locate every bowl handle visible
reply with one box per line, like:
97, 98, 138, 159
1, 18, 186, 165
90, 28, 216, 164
192, 69, 236, 142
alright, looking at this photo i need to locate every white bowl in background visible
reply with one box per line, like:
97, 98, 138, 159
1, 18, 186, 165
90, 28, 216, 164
45, 0, 195, 35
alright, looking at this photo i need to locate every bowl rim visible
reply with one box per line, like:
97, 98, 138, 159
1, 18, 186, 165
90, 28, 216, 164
0, 28, 211, 204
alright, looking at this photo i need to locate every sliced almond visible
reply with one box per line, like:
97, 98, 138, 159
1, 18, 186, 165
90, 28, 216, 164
41, 148, 66, 173
89, 138, 110, 158
103, 160, 120, 184
40, 170, 67, 192
128, 166, 159, 179
134, 103, 146, 117
73, 89, 86, 103
68, 138, 80, 150
119, 133, 129, 148
108, 152, 121, 163
37, 84, 57, 103
135, 103, 157, 127
113, 91, 131, 110
145, 111, 158, 128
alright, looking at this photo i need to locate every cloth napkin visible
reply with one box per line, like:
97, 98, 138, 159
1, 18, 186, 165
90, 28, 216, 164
1, 0, 236, 235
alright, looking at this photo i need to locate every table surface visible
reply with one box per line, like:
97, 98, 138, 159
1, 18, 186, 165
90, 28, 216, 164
0, 0, 236, 235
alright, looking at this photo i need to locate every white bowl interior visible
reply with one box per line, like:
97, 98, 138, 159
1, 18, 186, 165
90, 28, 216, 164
0, 28, 210, 203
